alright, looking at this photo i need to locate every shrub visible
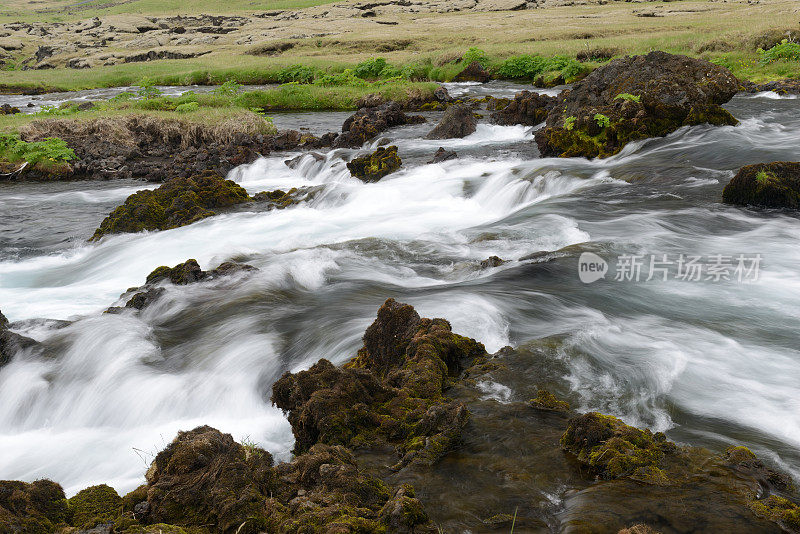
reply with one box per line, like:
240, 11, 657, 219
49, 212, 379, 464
353, 57, 389, 79
564, 116, 576, 131
212, 80, 242, 97
496, 54, 586, 80
276, 64, 317, 84
175, 102, 201, 113
313, 69, 370, 87
137, 77, 162, 99
35, 104, 77, 116
0, 134, 77, 164
759, 39, 800, 64
463, 47, 489, 67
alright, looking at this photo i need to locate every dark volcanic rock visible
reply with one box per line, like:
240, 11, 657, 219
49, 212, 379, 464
347, 145, 402, 182
535, 51, 739, 158
425, 104, 477, 140
722, 161, 800, 209
91, 171, 251, 239
333, 102, 425, 148
428, 147, 457, 164
452, 61, 491, 83
272, 298, 487, 469
0, 103, 20, 115
491, 90, 558, 126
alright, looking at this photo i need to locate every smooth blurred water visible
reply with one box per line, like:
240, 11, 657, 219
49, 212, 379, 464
1, 85, 799, 496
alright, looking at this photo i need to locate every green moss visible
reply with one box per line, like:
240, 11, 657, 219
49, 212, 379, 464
530, 389, 570, 412
748, 495, 800, 531
68, 484, 122, 529
0, 480, 70, 534
725, 445, 758, 464
561, 412, 674, 484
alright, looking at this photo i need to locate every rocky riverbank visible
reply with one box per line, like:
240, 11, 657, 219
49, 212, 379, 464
1, 297, 799, 533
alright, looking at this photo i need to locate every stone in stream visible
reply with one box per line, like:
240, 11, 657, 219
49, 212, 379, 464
0, 103, 20, 115
90, 171, 251, 239
427, 147, 457, 164
722, 161, 800, 209
0, 308, 38, 369
490, 90, 558, 126
535, 51, 740, 159
346, 145, 402, 182
425, 104, 477, 139
452, 60, 491, 83
333, 101, 425, 148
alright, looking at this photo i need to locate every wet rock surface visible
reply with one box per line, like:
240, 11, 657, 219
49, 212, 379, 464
91, 171, 251, 239
535, 51, 740, 158
425, 104, 477, 139
427, 147, 457, 164
333, 102, 425, 148
0, 308, 38, 369
346, 145, 402, 182
722, 161, 800, 209
491, 90, 558, 126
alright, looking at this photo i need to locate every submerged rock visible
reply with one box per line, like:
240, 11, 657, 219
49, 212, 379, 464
333, 102, 425, 148
428, 147, 457, 164
91, 171, 251, 239
425, 104, 477, 140
347, 145, 402, 182
452, 61, 491, 83
491, 90, 558, 126
535, 51, 739, 158
722, 161, 800, 209
479, 255, 506, 269
251, 186, 317, 210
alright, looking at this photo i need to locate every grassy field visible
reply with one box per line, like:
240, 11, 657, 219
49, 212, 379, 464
0, 0, 797, 93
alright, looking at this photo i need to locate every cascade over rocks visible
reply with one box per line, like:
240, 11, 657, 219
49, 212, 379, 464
425, 104, 477, 139
333, 102, 425, 148
490, 90, 558, 126
0, 308, 38, 369
347, 145, 402, 182
535, 51, 740, 158
106, 259, 257, 313
722, 161, 800, 209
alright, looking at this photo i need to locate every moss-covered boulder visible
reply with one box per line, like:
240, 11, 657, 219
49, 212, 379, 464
347, 146, 402, 183
561, 412, 675, 485
535, 51, 739, 158
67, 484, 122, 529
530, 389, 570, 412
452, 61, 491, 83
272, 298, 487, 470
0, 479, 69, 533
91, 171, 251, 239
722, 161, 800, 209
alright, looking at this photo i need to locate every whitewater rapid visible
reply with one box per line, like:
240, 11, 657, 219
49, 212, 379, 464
1, 88, 800, 495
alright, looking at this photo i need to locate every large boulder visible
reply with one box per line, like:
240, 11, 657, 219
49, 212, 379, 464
722, 161, 800, 209
91, 171, 251, 239
347, 146, 402, 182
535, 51, 739, 158
272, 299, 486, 469
425, 104, 477, 139
491, 90, 558, 126
333, 102, 425, 148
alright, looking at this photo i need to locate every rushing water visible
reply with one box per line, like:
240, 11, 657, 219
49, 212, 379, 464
1, 83, 799, 498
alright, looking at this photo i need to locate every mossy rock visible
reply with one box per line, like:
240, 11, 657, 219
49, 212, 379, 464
67, 484, 122, 529
561, 412, 675, 483
749, 495, 800, 532
529, 389, 570, 412
91, 171, 251, 239
0, 479, 70, 534
722, 161, 800, 209
347, 146, 401, 183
